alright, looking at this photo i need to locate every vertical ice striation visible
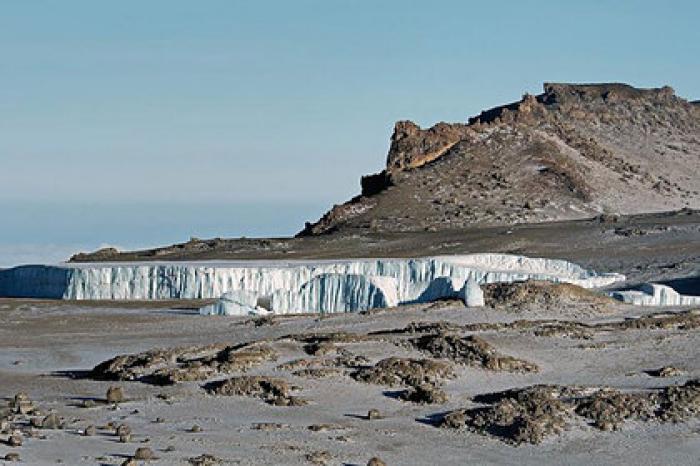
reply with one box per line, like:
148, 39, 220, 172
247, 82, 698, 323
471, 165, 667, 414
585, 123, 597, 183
0, 254, 625, 314
270, 274, 398, 314
610, 283, 700, 306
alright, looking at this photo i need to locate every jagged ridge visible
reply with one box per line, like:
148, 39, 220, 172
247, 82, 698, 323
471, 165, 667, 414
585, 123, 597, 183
300, 83, 700, 236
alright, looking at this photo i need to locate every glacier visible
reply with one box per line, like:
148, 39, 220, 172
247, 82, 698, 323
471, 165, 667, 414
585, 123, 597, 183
198, 290, 270, 316
609, 283, 700, 306
0, 254, 624, 314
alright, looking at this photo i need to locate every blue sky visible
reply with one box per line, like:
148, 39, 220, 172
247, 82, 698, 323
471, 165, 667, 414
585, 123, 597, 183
1, 1, 699, 264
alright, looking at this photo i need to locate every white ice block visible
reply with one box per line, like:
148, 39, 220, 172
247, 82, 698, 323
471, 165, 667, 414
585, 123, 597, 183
0, 254, 625, 314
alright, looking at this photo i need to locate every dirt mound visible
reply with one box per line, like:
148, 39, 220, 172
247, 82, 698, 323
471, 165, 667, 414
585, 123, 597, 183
370, 321, 464, 336
282, 332, 368, 356
441, 379, 700, 444
398, 383, 449, 404
203, 376, 307, 406
90, 342, 277, 385
410, 333, 538, 372
482, 280, 613, 311
351, 357, 454, 387
442, 385, 573, 444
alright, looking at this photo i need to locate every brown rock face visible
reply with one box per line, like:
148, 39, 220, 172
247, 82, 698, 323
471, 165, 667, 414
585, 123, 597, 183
386, 121, 475, 173
300, 82, 700, 235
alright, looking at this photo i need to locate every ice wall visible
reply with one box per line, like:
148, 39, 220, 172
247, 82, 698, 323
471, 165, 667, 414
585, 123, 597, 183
0, 254, 624, 314
610, 283, 700, 306
198, 290, 269, 316
271, 274, 399, 314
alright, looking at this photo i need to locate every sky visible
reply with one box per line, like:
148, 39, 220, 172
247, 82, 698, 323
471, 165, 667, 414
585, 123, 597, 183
1, 0, 699, 265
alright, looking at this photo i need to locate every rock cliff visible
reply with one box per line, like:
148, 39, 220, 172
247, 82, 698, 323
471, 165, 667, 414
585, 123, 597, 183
300, 83, 700, 235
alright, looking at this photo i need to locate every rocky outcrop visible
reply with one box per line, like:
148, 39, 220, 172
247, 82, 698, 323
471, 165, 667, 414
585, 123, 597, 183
386, 121, 475, 173
301, 82, 700, 235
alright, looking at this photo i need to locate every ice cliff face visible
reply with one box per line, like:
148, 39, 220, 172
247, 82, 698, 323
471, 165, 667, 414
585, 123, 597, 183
271, 274, 399, 314
198, 290, 269, 317
0, 254, 624, 314
610, 283, 700, 306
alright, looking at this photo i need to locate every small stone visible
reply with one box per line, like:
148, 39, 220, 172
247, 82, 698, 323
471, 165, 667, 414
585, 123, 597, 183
106, 386, 125, 404
154, 417, 165, 423
658, 366, 684, 377
8, 433, 22, 447
13, 393, 30, 406
163, 445, 176, 452
188, 454, 222, 466
367, 409, 382, 420
30, 417, 44, 428
305, 450, 332, 465
12, 392, 33, 415
368, 458, 387, 466
134, 447, 155, 460
119, 433, 131, 443
82, 399, 96, 408
83, 425, 96, 436
4, 452, 21, 462
116, 424, 131, 437
121, 459, 137, 466
189, 424, 202, 433
42, 413, 61, 429
601, 421, 614, 431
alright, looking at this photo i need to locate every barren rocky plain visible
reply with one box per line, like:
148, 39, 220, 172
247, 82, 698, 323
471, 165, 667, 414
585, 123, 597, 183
2, 83, 700, 465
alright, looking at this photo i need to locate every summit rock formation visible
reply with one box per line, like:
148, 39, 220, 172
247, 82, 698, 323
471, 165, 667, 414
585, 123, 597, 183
300, 83, 700, 235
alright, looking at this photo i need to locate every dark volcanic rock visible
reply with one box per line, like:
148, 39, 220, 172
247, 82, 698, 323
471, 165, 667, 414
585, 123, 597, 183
410, 333, 538, 372
441, 379, 700, 444
203, 376, 307, 406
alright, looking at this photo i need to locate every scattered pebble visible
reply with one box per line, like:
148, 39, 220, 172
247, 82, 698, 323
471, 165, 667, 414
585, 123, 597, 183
251, 422, 287, 431
305, 450, 332, 465
367, 409, 382, 420
42, 413, 62, 429
134, 446, 155, 460
83, 425, 96, 436
82, 399, 96, 408
8, 433, 22, 447
188, 453, 222, 465
308, 423, 344, 432
368, 457, 387, 466
4, 452, 21, 462
647, 366, 685, 377
106, 386, 125, 404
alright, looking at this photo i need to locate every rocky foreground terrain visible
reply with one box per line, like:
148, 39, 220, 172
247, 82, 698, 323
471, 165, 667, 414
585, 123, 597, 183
1, 280, 700, 465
